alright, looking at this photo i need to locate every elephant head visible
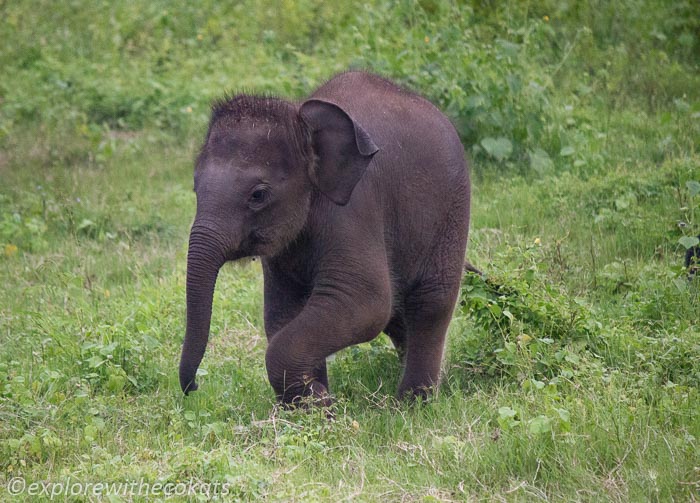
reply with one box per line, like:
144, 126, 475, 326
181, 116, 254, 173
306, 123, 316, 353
179, 95, 378, 394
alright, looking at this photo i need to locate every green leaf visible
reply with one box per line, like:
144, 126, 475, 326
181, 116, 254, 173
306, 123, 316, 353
686, 180, 700, 198
555, 408, 572, 432
497, 405, 520, 430
141, 335, 161, 350
99, 341, 118, 355
92, 417, 105, 430
614, 197, 629, 210
564, 352, 580, 365
488, 303, 502, 317
528, 415, 552, 434
84, 425, 98, 441
496, 39, 520, 58
679, 236, 700, 249
555, 408, 571, 423
560, 146, 575, 157
498, 407, 517, 419
481, 137, 513, 161
86, 355, 105, 368
529, 148, 553, 174
106, 373, 125, 393
77, 219, 95, 231
47, 370, 63, 380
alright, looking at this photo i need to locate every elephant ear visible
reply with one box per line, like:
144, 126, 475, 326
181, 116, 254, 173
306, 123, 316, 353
300, 99, 379, 205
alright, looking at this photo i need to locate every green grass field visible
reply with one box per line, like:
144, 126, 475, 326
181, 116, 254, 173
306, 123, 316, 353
1, 1, 699, 501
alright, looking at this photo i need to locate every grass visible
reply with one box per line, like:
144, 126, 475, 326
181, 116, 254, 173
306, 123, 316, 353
1, 0, 699, 501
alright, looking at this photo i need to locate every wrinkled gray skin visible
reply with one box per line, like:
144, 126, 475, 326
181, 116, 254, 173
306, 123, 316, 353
180, 71, 470, 405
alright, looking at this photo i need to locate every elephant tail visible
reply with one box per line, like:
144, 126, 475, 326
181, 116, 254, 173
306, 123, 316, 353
463, 260, 483, 276
686, 234, 700, 279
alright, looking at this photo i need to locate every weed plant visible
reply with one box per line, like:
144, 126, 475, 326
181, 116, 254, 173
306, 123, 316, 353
1, 0, 699, 500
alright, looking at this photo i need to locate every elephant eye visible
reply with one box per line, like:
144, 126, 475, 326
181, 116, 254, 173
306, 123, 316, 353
249, 187, 269, 206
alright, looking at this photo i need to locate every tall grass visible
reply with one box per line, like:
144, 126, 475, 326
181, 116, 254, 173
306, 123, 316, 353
1, 0, 698, 500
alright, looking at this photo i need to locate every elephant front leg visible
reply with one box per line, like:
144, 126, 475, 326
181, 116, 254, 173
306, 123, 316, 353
262, 265, 333, 400
265, 342, 332, 407
265, 295, 389, 406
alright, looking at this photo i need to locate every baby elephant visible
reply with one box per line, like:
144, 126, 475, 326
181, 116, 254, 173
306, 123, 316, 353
179, 71, 470, 405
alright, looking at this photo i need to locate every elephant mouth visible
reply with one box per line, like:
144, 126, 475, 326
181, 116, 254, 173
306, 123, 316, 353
226, 231, 271, 261
251, 229, 269, 244
225, 249, 252, 262
250, 233, 277, 256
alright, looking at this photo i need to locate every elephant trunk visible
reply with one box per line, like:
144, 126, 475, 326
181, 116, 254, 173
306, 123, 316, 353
179, 224, 227, 394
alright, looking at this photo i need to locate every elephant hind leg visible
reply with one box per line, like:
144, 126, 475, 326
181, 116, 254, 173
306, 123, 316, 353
397, 280, 461, 400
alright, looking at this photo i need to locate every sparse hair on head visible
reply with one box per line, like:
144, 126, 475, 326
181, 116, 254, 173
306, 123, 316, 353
210, 94, 296, 125
199, 93, 312, 165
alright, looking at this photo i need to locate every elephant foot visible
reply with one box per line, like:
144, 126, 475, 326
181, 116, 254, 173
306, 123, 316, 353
397, 383, 437, 404
279, 377, 333, 410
